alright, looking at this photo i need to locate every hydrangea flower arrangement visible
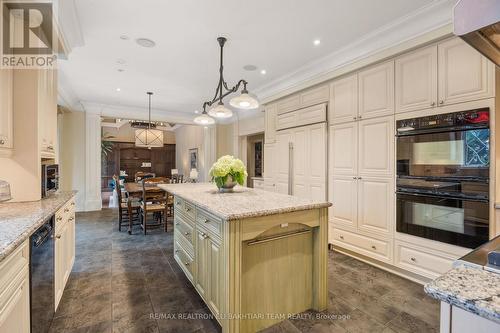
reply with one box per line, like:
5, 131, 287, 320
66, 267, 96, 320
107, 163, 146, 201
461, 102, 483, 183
209, 155, 248, 190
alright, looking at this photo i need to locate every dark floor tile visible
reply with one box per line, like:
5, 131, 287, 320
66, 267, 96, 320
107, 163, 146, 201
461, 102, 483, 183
258, 319, 301, 333
336, 309, 386, 333
386, 311, 438, 333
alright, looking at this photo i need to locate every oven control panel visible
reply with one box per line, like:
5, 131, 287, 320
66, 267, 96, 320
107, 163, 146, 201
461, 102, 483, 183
397, 108, 490, 130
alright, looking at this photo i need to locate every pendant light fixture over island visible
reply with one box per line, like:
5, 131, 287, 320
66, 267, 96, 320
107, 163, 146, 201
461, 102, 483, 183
194, 36, 259, 125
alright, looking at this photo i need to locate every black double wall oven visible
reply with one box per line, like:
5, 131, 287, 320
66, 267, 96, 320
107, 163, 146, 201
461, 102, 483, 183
396, 108, 490, 249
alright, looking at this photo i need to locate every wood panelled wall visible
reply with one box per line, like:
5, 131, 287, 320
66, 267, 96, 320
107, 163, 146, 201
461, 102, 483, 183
101, 142, 175, 190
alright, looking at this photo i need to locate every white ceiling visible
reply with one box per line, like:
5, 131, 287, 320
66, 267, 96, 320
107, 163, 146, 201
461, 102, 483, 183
59, 0, 452, 123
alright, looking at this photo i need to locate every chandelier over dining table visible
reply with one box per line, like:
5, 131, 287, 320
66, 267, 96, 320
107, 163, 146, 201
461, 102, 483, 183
194, 37, 260, 125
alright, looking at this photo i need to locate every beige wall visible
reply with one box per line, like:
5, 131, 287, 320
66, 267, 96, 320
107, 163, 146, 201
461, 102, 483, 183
58, 111, 86, 211
216, 123, 234, 158
174, 125, 206, 181
102, 123, 176, 144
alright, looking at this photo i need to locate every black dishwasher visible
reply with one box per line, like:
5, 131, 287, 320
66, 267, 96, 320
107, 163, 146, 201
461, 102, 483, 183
30, 216, 55, 333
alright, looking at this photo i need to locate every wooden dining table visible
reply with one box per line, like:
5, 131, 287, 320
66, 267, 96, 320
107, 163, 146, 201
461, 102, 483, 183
123, 182, 167, 234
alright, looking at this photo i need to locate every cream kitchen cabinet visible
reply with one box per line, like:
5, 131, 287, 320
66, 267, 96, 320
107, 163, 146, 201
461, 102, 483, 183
54, 199, 76, 310
438, 38, 495, 106
0, 241, 30, 333
329, 175, 357, 231
263, 143, 276, 192
276, 84, 329, 115
39, 69, 58, 158
357, 115, 394, 177
275, 123, 327, 200
0, 69, 13, 155
329, 73, 358, 124
357, 177, 393, 236
358, 60, 394, 119
264, 103, 277, 143
329, 122, 357, 175
395, 45, 438, 113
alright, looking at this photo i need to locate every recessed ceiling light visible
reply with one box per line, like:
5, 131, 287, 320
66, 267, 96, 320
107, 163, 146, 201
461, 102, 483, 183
313, 39, 321, 46
117, 68, 125, 72
116, 88, 121, 92
260, 69, 267, 75
120, 35, 129, 40
243, 64, 257, 71
136, 38, 156, 48
116, 59, 126, 65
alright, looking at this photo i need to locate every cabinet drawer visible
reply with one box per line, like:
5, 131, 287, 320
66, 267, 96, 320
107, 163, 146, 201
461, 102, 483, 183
395, 241, 455, 279
277, 95, 301, 115
175, 215, 194, 247
196, 209, 222, 238
276, 111, 297, 130
0, 241, 28, 301
332, 228, 391, 262
174, 240, 194, 282
174, 197, 196, 221
253, 179, 265, 189
300, 85, 329, 107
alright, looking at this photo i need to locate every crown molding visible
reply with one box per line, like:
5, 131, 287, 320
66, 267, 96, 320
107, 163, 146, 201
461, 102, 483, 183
80, 101, 196, 124
255, 0, 456, 104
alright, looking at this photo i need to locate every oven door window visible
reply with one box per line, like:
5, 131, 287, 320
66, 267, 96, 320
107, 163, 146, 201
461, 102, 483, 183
397, 129, 489, 179
396, 193, 489, 248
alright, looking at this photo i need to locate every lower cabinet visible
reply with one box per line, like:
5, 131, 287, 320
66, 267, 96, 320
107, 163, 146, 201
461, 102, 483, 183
174, 199, 223, 321
196, 232, 222, 317
55, 200, 76, 310
0, 241, 30, 333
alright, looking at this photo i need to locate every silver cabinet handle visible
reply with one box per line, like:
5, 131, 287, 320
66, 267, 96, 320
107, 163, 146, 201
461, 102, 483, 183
184, 262, 190, 266
175, 221, 180, 225
439, 100, 444, 105
184, 232, 190, 236
203, 218, 209, 223
353, 116, 357, 120
71, 202, 75, 206
352, 176, 357, 180
68, 217, 74, 222
431, 102, 436, 107
339, 235, 344, 240
56, 235, 61, 239
201, 232, 208, 239
410, 257, 416, 262
176, 201, 181, 205
64, 208, 69, 213
358, 177, 362, 180
371, 245, 377, 250
175, 249, 179, 254
57, 216, 62, 221
358, 115, 362, 119
185, 207, 190, 212
0, 139, 4, 145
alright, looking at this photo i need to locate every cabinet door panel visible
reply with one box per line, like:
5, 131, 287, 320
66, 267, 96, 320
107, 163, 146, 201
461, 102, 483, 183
330, 176, 357, 229
358, 61, 394, 119
0, 69, 13, 149
300, 84, 329, 108
195, 232, 208, 300
207, 239, 221, 317
292, 127, 307, 198
308, 123, 327, 201
277, 95, 300, 115
358, 116, 394, 177
264, 104, 277, 143
0, 272, 30, 333
275, 130, 291, 195
395, 45, 437, 113
438, 38, 494, 105
329, 74, 358, 124
358, 177, 393, 236
330, 123, 357, 175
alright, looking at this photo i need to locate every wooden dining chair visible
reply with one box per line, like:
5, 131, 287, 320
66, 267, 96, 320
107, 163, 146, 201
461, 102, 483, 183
140, 178, 169, 234
114, 176, 140, 231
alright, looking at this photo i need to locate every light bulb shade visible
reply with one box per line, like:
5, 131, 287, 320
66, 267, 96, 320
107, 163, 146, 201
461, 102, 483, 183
193, 113, 215, 125
135, 128, 163, 147
229, 92, 259, 110
208, 103, 233, 118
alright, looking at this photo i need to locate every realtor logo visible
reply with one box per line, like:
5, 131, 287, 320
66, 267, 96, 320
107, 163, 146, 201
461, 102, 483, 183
1, 0, 57, 68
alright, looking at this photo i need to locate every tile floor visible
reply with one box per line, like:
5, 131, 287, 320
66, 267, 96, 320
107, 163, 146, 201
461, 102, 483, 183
48, 209, 440, 333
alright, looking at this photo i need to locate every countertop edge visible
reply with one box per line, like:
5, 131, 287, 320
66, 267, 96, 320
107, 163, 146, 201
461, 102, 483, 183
165, 187, 331, 221
0, 191, 77, 263
424, 266, 500, 324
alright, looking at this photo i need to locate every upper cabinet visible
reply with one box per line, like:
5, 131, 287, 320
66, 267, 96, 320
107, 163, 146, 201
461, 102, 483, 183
0, 69, 14, 155
276, 84, 329, 115
264, 103, 277, 143
396, 38, 495, 114
358, 60, 394, 119
438, 38, 495, 106
329, 74, 358, 124
395, 45, 438, 113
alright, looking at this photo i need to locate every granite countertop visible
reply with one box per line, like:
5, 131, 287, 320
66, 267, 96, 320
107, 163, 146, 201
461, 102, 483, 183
0, 191, 76, 262
158, 183, 331, 221
424, 264, 500, 324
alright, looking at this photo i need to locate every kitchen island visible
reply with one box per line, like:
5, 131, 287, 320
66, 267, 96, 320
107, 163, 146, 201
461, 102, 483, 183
158, 183, 331, 333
